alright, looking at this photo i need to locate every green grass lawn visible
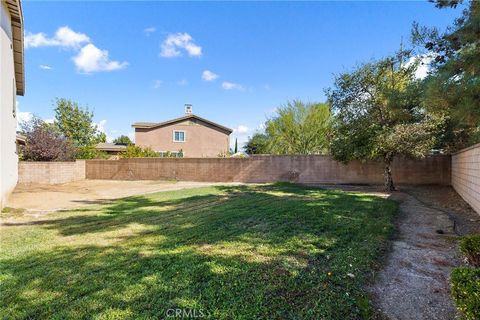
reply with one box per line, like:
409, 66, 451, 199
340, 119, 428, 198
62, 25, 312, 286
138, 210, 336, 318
0, 183, 397, 319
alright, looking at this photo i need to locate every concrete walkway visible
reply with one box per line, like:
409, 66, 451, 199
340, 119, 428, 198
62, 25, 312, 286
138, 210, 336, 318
6, 180, 236, 213
369, 192, 460, 320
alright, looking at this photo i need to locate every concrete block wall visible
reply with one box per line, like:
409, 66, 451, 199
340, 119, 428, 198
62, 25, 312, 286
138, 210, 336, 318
452, 143, 480, 214
18, 160, 86, 184
86, 155, 451, 186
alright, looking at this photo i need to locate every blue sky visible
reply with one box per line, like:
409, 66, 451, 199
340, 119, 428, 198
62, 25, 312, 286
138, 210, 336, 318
18, 1, 461, 147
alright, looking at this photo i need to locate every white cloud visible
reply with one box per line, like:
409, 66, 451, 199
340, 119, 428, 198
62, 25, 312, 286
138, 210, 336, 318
233, 125, 249, 134
73, 44, 128, 73
144, 27, 156, 35
39, 65, 52, 70
44, 118, 54, 124
25, 26, 90, 49
26, 26, 128, 74
17, 111, 32, 130
94, 119, 114, 142
230, 125, 254, 150
202, 70, 219, 81
406, 55, 434, 80
153, 80, 162, 89
222, 81, 244, 91
95, 119, 107, 133
177, 79, 188, 86
160, 33, 202, 58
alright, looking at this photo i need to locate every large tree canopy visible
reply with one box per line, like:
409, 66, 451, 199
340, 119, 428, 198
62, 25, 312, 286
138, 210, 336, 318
327, 51, 440, 190
412, 0, 480, 151
54, 98, 104, 148
264, 100, 331, 155
244, 133, 269, 155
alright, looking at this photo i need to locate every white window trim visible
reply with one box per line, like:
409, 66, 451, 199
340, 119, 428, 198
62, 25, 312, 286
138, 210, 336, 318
173, 130, 186, 143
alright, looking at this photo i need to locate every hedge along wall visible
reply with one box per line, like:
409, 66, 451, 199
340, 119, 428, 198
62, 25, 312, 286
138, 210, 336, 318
18, 160, 86, 184
452, 143, 480, 214
86, 155, 451, 185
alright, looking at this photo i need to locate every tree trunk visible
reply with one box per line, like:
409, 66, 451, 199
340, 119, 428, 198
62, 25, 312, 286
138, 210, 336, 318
383, 156, 395, 191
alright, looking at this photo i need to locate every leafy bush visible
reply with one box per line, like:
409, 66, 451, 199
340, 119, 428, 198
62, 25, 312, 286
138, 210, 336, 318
76, 145, 109, 160
121, 146, 183, 158
451, 267, 480, 320
20, 117, 76, 161
460, 235, 480, 267
121, 145, 157, 158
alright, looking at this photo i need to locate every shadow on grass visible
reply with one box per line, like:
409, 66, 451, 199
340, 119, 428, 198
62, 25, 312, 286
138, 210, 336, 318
0, 183, 397, 319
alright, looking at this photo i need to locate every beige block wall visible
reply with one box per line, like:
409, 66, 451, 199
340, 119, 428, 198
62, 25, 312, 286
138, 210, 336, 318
0, 2, 18, 209
86, 155, 451, 185
18, 161, 86, 185
135, 119, 230, 157
452, 143, 480, 214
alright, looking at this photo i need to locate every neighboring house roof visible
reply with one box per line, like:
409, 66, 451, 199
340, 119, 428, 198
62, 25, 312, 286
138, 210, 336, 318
15, 134, 26, 145
5, 0, 24, 96
132, 114, 233, 134
95, 143, 128, 152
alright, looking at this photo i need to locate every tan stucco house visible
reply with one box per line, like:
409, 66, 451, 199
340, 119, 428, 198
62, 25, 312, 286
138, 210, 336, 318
1, 0, 24, 209
133, 106, 232, 158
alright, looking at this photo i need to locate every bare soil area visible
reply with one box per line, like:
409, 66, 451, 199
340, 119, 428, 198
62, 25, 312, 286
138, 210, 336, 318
6, 180, 236, 213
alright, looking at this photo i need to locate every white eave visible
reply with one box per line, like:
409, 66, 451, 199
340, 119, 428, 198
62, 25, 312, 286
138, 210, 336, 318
5, 0, 24, 96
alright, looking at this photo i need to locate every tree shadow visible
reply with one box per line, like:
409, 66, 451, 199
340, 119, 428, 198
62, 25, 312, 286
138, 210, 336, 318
1, 183, 397, 319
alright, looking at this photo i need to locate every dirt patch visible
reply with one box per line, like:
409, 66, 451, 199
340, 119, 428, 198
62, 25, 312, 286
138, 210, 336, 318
402, 185, 480, 235
6, 180, 238, 213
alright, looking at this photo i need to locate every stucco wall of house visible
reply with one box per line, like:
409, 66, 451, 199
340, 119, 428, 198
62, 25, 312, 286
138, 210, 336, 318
135, 119, 230, 157
452, 143, 480, 214
0, 1, 18, 209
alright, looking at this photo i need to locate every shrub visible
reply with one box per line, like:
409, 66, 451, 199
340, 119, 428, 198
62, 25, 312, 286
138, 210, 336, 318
121, 146, 184, 158
20, 117, 75, 161
460, 235, 480, 267
76, 145, 109, 160
121, 145, 156, 158
451, 267, 480, 320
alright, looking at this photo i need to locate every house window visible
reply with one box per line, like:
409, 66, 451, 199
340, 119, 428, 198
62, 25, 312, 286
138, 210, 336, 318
173, 130, 185, 142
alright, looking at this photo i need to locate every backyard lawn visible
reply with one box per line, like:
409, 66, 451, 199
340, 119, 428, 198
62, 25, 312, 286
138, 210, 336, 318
0, 183, 397, 319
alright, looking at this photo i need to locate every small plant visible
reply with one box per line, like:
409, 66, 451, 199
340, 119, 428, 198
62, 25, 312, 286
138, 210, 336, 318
121, 145, 158, 158
460, 235, 480, 267
76, 145, 109, 159
121, 146, 183, 158
451, 267, 480, 320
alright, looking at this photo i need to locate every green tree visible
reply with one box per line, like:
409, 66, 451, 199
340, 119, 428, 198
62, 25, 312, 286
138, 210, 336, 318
113, 135, 133, 146
264, 100, 331, 155
54, 98, 102, 148
96, 132, 107, 143
244, 133, 269, 155
327, 51, 441, 191
411, 0, 480, 151
234, 138, 238, 153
